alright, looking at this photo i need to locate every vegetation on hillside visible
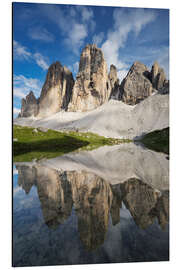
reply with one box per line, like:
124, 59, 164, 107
141, 127, 169, 154
13, 125, 131, 162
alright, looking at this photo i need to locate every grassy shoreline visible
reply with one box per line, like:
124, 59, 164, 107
141, 127, 169, 154
13, 125, 131, 162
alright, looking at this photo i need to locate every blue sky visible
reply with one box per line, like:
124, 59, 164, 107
13, 2, 169, 116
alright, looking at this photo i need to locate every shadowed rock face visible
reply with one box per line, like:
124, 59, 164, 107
151, 61, 167, 91
37, 62, 74, 117
111, 178, 169, 230
121, 178, 160, 229
19, 91, 38, 118
151, 190, 169, 230
109, 65, 121, 100
120, 61, 154, 105
68, 44, 111, 112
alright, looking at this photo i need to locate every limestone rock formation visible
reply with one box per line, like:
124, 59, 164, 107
158, 80, 169, 95
38, 62, 74, 117
19, 91, 38, 117
109, 65, 121, 100
121, 178, 160, 229
151, 61, 167, 91
35, 166, 73, 229
120, 61, 154, 105
68, 44, 111, 112
67, 170, 113, 250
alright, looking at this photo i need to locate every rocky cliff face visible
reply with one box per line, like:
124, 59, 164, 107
68, 44, 111, 112
19, 91, 38, 117
108, 65, 121, 100
118, 61, 169, 105
151, 61, 166, 90
120, 61, 154, 105
38, 62, 74, 117
18, 44, 169, 117
67, 170, 112, 250
151, 61, 169, 94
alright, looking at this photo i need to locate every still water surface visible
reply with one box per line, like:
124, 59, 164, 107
13, 144, 169, 266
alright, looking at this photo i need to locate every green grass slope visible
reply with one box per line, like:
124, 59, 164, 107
13, 125, 131, 162
141, 127, 169, 154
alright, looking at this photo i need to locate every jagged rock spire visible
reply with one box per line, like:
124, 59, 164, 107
119, 61, 153, 105
68, 44, 111, 112
37, 61, 74, 117
151, 61, 167, 90
19, 90, 38, 117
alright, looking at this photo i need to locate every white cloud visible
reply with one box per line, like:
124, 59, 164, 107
13, 107, 21, 116
33, 53, 49, 70
154, 47, 169, 79
93, 32, 104, 47
13, 75, 42, 99
79, 6, 96, 32
40, 5, 95, 54
73, 61, 79, 74
80, 6, 94, 22
101, 8, 156, 81
13, 88, 26, 99
13, 40, 31, 60
28, 26, 54, 42
65, 23, 87, 54
14, 40, 49, 71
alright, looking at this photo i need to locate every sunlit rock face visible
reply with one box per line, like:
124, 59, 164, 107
68, 44, 111, 112
19, 91, 38, 118
37, 62, 74, 117
67, 171, 113, 250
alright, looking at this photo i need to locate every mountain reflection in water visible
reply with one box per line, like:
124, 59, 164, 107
13, 144, 169, 266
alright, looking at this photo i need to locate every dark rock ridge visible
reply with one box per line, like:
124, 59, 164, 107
68, 44, 111, 112
19, 91, 38, 117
